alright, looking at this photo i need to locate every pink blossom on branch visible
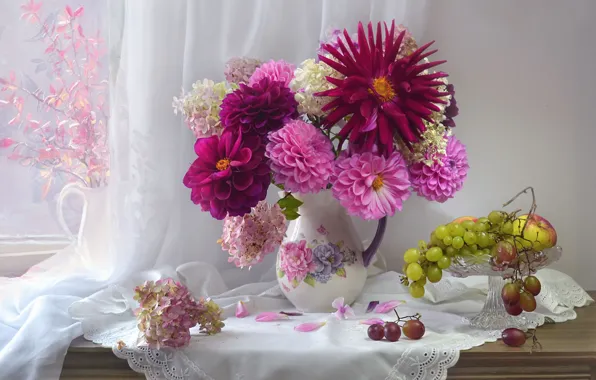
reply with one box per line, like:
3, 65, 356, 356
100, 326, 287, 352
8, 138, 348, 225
0, 2, 109, 197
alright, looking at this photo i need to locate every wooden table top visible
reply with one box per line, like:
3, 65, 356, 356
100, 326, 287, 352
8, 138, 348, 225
65, 292, 596, 379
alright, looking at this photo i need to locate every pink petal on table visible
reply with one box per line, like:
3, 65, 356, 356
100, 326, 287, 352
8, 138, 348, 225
366, 301, 379, 313
255, 312, 289, 322
280, 311, 303, 316
235, 301, 249, 318
294, 321, 326, 332
359, 318, 385, 325
374, 300, 406, 314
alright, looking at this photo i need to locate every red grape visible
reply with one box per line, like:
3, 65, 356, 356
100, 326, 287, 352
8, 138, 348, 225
501, 328, 526, 347
505, 302, 523, 316
367, 324, 385, 341
384, 322, 401, 342
492, 240, 517, 263
524, 276, 541, 296
402, 320, 425, 340
501, 283, 521, 305
519, 291, 537, 312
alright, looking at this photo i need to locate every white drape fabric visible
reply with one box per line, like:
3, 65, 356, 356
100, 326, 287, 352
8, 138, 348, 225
0, 1, 427, 379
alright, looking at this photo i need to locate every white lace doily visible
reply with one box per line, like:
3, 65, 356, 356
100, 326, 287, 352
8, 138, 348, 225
69, 266, 593, 380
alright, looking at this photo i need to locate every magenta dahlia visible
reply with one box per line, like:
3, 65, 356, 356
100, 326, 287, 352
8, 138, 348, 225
332, 152, 411, 220
266, 120, 335, 193
443, 84, 459, 128
220, 77, 298, 137
183, 130, 270, 220
249, 59, 295, 88
317, 21, 449, 156
409, 135, 469, 203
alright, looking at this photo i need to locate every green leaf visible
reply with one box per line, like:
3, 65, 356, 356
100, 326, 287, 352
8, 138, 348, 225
304, 274, 316, 287
282, 209, 300, 220
336, 268, 347, 278
277, 194, 303, 210
291, 278, 299, 288
274, 183, 285, 190
277, 269, 285, 278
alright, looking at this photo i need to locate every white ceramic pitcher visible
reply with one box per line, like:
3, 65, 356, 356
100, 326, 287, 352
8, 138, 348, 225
276, 190, 386, 312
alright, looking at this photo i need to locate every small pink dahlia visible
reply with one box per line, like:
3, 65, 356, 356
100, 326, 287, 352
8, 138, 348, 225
249, 59, 295, 88
332, 152, 411, 220
409, 135, 469, 203
266, 120, 334, 193
279, 240, 316, 283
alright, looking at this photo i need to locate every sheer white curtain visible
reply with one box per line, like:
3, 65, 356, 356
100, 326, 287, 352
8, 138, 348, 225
0, 1, 426, 379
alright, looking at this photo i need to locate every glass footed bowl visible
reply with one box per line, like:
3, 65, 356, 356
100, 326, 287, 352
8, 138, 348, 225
446, 246, 562, 331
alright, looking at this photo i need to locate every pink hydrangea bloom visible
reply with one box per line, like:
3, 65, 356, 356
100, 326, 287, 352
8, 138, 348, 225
279, 240, 316, 282
332, 152, 411, 220
220, 201, 287, 268
266, 120, 334, 193
133, 278, 224, 349
249, 59, 295, 88
409, 135, 469, 203
224, 57, 262, 85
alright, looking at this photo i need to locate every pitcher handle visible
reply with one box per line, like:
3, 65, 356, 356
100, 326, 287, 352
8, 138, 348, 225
362, 216, 387, 267
57, 183, 88, 243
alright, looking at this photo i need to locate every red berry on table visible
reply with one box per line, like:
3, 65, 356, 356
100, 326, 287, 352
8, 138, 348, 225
367, 324, 384, 341
402, 320, 425, 340
384, 322, 401, 342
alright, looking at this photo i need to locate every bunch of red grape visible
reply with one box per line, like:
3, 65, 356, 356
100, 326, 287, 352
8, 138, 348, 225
501, 275, 541, 315
367, 319, 426, 342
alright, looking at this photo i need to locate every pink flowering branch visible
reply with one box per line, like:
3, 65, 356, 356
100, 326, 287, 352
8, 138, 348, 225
0, 1, 109, 197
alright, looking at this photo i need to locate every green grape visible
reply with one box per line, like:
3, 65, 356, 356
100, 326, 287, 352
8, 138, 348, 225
409, 282, 425, 298
435, 225, 449, 240
477, 232, 490, 248
477, 217, 490, 224
442, 236, 453, 246
426, 247, 443, 262
452, 236, 464, 249
501, 221, 513, 235
474, 222, 489, 232
437, 255, 451, 269
487, 233, 497, 246
417, 240, 427, 251
460, 247, 473, 256
482, 248, 492, 256
404, 248, 421, 264
430, 231, 441, 246
406, 263, 424, 281
462, 220, 476, 230
416, 276, 427, 286
469, 243, 478, 252
464, 231, 477, 245
427, 265, 443, 283
449, 224, 465, 237
488, 211, 505, 224
445, 246, 456, 257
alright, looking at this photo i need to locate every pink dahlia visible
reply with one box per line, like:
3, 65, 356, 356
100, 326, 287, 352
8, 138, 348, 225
266, 120, 335, 193
332, 152, 411, 220
220, 201, 287, 268
249, 59, 295, 88
220, 77, 299, 137
224, 57, 262, 85
279, 240, 316, 283
317, 21, 449, 156
183, 130, 270, 220
409, 135, 469, 203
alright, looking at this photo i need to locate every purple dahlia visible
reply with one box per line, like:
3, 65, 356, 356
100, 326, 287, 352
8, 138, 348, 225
183, 130, 270, 220
220, 77, 298, 138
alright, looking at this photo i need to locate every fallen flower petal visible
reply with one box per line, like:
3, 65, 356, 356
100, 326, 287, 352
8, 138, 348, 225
235, 301, 249, 318
280, 311, 303, 316
255, 312, 289, 322
359, 318, 385, 325
366, 301, 379, 313
294, 321, 326, 332
374, 300, 406, 314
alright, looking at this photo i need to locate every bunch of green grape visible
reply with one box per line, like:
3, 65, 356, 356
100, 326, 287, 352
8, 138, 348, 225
402, 211, 519, 299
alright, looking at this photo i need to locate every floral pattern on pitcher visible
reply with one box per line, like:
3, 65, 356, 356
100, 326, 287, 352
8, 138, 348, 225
277, 227, 358, 289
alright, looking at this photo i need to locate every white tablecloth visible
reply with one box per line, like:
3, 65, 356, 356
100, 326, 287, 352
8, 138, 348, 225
70, 264, 593, 380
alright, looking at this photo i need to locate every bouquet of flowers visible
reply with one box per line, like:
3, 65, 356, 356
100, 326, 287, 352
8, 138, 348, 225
175, 21, 468, 269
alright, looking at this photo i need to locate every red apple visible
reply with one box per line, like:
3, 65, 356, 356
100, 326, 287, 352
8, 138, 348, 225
452, 216, 478, 224
512, 214, 557, 251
